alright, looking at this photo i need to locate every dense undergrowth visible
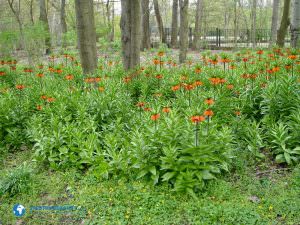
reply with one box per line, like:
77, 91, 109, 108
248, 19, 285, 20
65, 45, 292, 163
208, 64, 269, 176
0, 48, 300, 199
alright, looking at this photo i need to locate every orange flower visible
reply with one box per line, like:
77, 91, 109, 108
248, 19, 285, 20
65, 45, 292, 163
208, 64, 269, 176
95, 77, 101, 82
234, 111, 241, 116
65, 74, 74, 80
123, 77, 131, 83
151, 113, 160, 121
153, 59, 160, 65
36, 105, 42, 111
288, 55, 297, 60
205, 98, 214, 105
257, 50, 263, 55
194, 80, 203, 86
0, 71, 5, 76
144, 107, 152, 111
16, 84, 25, 90
204, 109, 214, 117
195, 67, 201, 74
36, 73, 44, 78
41, 95, 47, 100
272, 67, 280, 72
98, 86, 105, 92
184, 84, 194, 91
155, 74, 163, 79
171, 85, 180, 91
191, 115, 205, 123
242, 58, 248, 62
227, 84, 234, 89
162, 107, 171, 113
47, 97, 55, 103
136, 102, 145, 108
158, 51, 164, 57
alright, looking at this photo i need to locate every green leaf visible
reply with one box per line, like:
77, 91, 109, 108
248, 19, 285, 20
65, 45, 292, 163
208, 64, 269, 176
201, 170, 216, 180
136, 169, 148, 179
284, 152, 291, 165
162, 172, 176, 182
275, 154, 285, 164
149, 166, 156, 176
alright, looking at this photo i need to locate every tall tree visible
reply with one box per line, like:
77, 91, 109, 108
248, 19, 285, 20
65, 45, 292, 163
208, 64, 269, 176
141, 0, 151, 50
60, 0, 67, 47
39, 0, 51, 54
251, 0, 257, 48
269, 0, 279, 47
291, 0, 300, 47
193, 0, 203, 49
153, 0, 166, 43
75, 0, 98, 74
171, 0, 179, 47
179, 0, 189, 63
120, 0, 141, 70
277, 0, 291, 47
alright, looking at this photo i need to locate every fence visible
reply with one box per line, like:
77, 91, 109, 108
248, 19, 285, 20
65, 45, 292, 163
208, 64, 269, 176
151, 27, 292, 49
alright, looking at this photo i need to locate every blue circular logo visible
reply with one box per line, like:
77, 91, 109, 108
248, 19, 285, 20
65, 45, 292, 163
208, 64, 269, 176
13, 204, 26, 217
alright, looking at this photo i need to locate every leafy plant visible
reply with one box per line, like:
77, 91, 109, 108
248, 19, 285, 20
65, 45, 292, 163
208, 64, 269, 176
0, 163, 33, 197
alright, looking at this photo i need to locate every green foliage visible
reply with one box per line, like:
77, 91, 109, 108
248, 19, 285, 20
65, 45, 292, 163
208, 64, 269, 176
0, 163, 33, 197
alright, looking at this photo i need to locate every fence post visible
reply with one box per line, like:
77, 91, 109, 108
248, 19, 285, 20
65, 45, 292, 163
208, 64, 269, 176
216, 28, 218, 47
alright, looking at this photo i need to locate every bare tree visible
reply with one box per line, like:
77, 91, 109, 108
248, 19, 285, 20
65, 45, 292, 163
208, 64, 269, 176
277, 0, 291, 47
269, 0, 279, 47
251, 0, 257, 48
39, 0, 51, 54
75, 0, 98, 74
153, 0, 166, 43
171, 0, 178, 47
179, 0, 189, 63
193, 0, 203, 49
291, 0, 300, 47
60, 0, 67, 47
120, 0, 141, 70
141, 0, 151, 50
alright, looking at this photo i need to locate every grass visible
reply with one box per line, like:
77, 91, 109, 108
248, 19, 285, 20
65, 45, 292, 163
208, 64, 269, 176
0, 149, 299, 225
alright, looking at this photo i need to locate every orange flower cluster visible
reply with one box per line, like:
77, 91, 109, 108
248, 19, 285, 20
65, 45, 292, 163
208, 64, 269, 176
84, 77, 101, 83
191, 115, 205, 123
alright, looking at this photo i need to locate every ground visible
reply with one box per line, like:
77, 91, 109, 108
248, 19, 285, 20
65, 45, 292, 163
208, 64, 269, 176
1, 149, 299, 225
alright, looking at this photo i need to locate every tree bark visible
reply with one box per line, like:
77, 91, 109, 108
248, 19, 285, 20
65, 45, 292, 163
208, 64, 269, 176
120, 0, 141, 70
179, 0, 189, 64
153, 0, 166, 43
141, 0, 151, 50
291, 0, 300, 47
75, 0, 98, 74
269, 0, 279, 47
30, 0, 34, 24
60, 0, 67, 47
171, 0, 178, 47
276, 0, 291, 47
39, 0, 51, 54
192, 0, 203, 49
251, 0, 257, 48
234, 0, 238, 47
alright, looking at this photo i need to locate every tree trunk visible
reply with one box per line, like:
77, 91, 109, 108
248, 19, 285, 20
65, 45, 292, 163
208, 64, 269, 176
179, 0, 189, 64
110, 1, 115, 42
30, 0, 34, 24
276, 0, 291, 47
234, 0, 238, 47
75, 0, 98, 74
153, 0, 166, 43
120, 0, 141, 70
251, 0, 257, 48
60, 0, 67, 47
171, 0, 178, 47
291, 0, 300, 47
269, 0, 279, 47
192, 0, 203, 49
141, 0, 151, 50
39, 0, 51, 54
